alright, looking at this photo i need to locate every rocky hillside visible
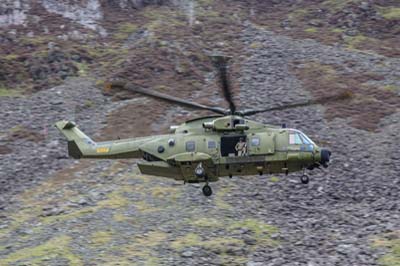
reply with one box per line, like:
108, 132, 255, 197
0, 0, 399, 265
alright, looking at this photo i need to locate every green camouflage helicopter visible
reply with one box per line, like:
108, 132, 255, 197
56, 56, 348, 196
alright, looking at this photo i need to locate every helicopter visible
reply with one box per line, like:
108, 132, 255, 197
55, 56, 349, 196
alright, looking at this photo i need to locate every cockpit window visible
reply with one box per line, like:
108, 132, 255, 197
299, 134, 310, 144
289, 133, 302, 145
289, 130, 315, 145
300, 133, 314, 144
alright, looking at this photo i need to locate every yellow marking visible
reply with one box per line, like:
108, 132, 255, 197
96, 147, 110, 153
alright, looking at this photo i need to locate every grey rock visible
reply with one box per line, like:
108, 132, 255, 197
181, 250, 193, 258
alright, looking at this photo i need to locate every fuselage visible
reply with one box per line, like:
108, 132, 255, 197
55, 116, 330, 183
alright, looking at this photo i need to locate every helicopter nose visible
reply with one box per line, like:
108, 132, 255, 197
320, 149, 331, 168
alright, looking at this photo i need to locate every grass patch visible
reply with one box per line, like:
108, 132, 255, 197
151, 186, 179, 199
270, 176, 280, 182
305, 27, 318, 33
0, 206, 42, 239
372, 231, 400, 266
345, 34, 368, 50
171, 233, 201, 250
74, 62, 89, 76
3, 54, 19, 61
249, 42, 263, 49
331, 28, 344, 33
383, 85, 400, 92
288, 8, 309, 20
41, 206, 99, 225
171, 233, 244, 254
97, 191, 129, 209
321, 0, 361, 12
215, 186, 233, 210
114, 22, 139, 41
105, 231, 166, 265
90, 231, 113, 246
191, 217, 221, 227
379, 7, 400, 20
113, 213, 127, 222
0, 235, 82, 265
135, 200, 162, 213
0, 87, 21, 97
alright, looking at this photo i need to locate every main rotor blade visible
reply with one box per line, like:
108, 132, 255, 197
106, 81, 227, 115
240, 91, 353, 116
212, 56, 236, 115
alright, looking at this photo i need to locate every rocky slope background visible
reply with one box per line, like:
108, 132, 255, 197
0, 0, 399, 265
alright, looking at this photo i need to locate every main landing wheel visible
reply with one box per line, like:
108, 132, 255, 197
300, 175, 309, 184
202, 184, 212, 196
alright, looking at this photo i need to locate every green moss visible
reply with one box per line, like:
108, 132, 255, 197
20, 36, 54, 46
372, 232, 400, 266
151, 185, 179, 199
0, 87, 21, 97
249, 42, 263, 49
191, 217, 221, 227
331, 28, 345, 33
383, 85, 399, 92
0, 206, 42, 239
113, 213, 127, 222
270, 176, 280, 182
3, 54, 19, 61
197, 0, 214, 6
215, 186, 233, 210
97, 191, 129, 209
288, 8, 309, 20
219, 254, 248, 265
41, 206, 99, 225
202, 237, 244, 253
84, 100, 94, 108
74, 62, 89, 76
108, 231, 166, 265
114, 22, 139, 41
345, 34, 368, 49
305, 27, 318, 33
0, 235, 82, 265
135, 200, 162, 213
171, 233, 244, 254
90, 231, 113, 246
321, 0, 361, 12
171, 233, 201, 250
379, 7, 400, 20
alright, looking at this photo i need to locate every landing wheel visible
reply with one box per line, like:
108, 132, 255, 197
202, 184, 212, 196
300, 175, 309, 184
195, 163, 205, 178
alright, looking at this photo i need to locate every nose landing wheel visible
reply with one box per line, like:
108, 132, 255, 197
202, 184, 212, 196
300, 174, 309, 184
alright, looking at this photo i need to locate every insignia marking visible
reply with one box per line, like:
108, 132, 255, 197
96, 147, 110, 153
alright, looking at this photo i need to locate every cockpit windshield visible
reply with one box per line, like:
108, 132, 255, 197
289, 130, 315, 145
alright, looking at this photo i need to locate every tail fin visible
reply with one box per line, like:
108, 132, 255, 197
55, 120, 96, 159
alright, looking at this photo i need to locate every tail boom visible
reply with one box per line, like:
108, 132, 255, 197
55, 120, 145, 159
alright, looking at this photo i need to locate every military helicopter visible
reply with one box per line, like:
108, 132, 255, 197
56, 56, 349, 196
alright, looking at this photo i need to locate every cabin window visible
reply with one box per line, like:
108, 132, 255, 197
289, 133, 303, 145
208, 141, 216, 149
186, 141, 196, 152
251, 137, 260, 146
